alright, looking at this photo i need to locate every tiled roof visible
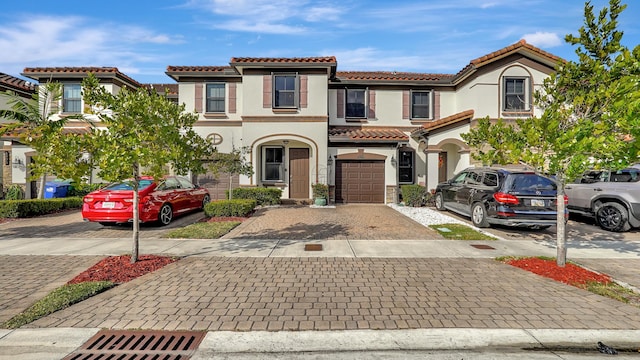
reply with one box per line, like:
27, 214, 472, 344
22, 67, 142, 87
166, 66, 235, 73
329, 127, 409, 142
145, 83, 179, 95
336, 71, 453, 82
1, 126, 90, 140
230, 56, 337, 64
412, 110, 474, 134
0, 72, 36, 93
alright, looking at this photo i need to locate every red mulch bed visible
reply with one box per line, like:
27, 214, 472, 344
506, 257, 612, 288
67, 255, 176, 284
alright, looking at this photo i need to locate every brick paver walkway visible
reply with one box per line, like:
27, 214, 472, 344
223, 205, 441, 240
0, 255, 103, 323
27, 257, 640, 331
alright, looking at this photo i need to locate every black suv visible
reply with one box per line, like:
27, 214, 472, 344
434, 166, 562, 229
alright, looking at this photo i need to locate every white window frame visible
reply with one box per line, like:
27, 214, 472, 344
262, 146, 285, 182
410, 90, 432, 119
503, 77, 530, 112
345, 88, 367, 118
273, 73, 299, 109
63, 84, 82, 113
206, 83, 225, 113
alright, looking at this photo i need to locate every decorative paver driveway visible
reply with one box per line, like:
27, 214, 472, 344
223, 204, 441, 240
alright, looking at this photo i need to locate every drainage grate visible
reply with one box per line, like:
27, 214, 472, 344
471, 244, 495, 250
63, 330, 206, 360
305, 244, 323, 251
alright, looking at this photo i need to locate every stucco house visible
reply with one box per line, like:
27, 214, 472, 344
8, 40, 560, 202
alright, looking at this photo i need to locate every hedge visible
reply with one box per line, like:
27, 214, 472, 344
204, 199, 257, 217
0, 197, 83, 218
228, 187, 282, 206
401, 185, 431, 207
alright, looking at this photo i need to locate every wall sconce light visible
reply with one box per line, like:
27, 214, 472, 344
327, 155, 333, 165
12, 156, 23, 169
4, 151, 9, 166
391, 155, 397, 167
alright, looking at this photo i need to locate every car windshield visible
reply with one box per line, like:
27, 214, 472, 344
103, 179, 154, 191
507, 174, 556, 193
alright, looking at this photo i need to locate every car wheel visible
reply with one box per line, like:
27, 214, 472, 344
201, 194, 211, 209
471, 202, 490, 228
158, 204, 173, 226
596, 202, 631, 232
435, 192, 445, 210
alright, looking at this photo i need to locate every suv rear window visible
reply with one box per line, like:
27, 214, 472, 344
610, 169, 640, 182
507, 174, 556, 193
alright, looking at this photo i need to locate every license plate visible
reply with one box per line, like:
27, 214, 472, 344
102, 202, 116, 209
531, 199, 545, 207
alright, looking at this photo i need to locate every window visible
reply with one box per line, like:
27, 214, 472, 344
411, 91, 431, 119
206, 83, 225, 113
63, 84, 82, 113
345, 89, 366, 118
263, 147, 284, 181
273, 74, 298, 108
465, 171, 483, 185
503, 77, 529, 112
483, 172, 498, 187
451, 172, 467, 185
398, 149, 414, 184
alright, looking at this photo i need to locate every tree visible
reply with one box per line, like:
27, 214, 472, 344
462, 0, 639, 266
0, 82, 88, 198
207, 146, 254, 200
81, 74, 215, 262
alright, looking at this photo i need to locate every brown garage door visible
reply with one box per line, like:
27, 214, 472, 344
194, 172, 239, 200
336, 160, 385, 203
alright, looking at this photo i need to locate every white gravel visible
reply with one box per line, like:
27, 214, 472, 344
388, 203, 469, 226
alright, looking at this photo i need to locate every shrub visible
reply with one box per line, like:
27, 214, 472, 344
0, 197, 83, 218
4, 185, 24, 200
68, 183, 105, 197
205, 199, 256, 217
401, 184, 431, 207
228, 187, 282, 206
312, 183, 329, 199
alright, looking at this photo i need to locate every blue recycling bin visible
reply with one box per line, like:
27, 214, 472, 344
44, 181, 70, 198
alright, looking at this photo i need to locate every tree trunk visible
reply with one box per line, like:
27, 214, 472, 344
556, 183, 567, 267
37, 174, 46, 199
228, 172, 232, 200
131, 164, 140, 263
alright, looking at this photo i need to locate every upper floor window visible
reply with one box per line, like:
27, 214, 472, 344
63, 84, 82, 113
503, 77, 529, 112
206, 83, 225, 113
346, 88, 366, 118
411, 91, 431, 119
273, 74, 298, 108
263, 146, 284, 181
398, 148, 415, 184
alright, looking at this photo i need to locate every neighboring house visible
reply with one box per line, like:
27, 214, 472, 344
0, 72, 37, 197
9, 40, 561, 203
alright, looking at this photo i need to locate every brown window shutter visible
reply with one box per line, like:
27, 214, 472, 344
228, 83, 237, 113
263, 75, 272, 108
337, 89, 344, 118
368, 89, 376, 119
195, 83, 203, 113
433, 90, 440, 120
299, 75, 308, 108
402, 90, 410, 119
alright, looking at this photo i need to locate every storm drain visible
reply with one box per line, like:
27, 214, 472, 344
305, 244, 323, 251
471, 244, 495, 250
63, 330, 206, 360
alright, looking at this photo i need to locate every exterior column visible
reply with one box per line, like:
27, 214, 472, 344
457, 150, 471, 173
425, 150, 440, 192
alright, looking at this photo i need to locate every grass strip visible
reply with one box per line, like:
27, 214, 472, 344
164, 221, 241, 239
2, 281, 114, 329
429, 223, 495, 240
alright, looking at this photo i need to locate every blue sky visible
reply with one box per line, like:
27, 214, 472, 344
1, 0, 638, 84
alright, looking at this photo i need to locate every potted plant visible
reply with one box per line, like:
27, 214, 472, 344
312, 183, 329, 206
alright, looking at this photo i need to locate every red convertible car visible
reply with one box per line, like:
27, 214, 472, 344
82, 176, 210, 226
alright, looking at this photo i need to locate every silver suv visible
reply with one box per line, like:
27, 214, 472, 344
565, 165, 640, 232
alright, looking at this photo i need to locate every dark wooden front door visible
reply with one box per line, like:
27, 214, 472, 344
438, 152, 448, 183
289, 148, 309, 199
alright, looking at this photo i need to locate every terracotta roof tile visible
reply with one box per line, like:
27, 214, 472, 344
336, 71, 453, 81
412, 110, 474, 134
0, 72, 36, 93
22, 67, 142, 87
230, 56, 337, 64
471, 39, 561, 66
329, 127, 408, 142
166, 66, 235, 73
144, 83, 179, 95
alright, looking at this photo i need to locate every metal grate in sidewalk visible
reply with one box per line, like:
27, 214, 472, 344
63, 330, 206, 360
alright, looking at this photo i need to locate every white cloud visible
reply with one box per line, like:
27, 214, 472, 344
522, 31, 563, 47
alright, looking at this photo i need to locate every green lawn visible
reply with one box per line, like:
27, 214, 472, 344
429, 223, 496, 240
164, 221, 241, 239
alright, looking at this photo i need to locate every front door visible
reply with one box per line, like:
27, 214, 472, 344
438, 152, 448, 183
289, 148, 309, 199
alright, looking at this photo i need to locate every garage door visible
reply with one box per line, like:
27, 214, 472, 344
335, 160, 385, 203
194, 172, 239, 200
